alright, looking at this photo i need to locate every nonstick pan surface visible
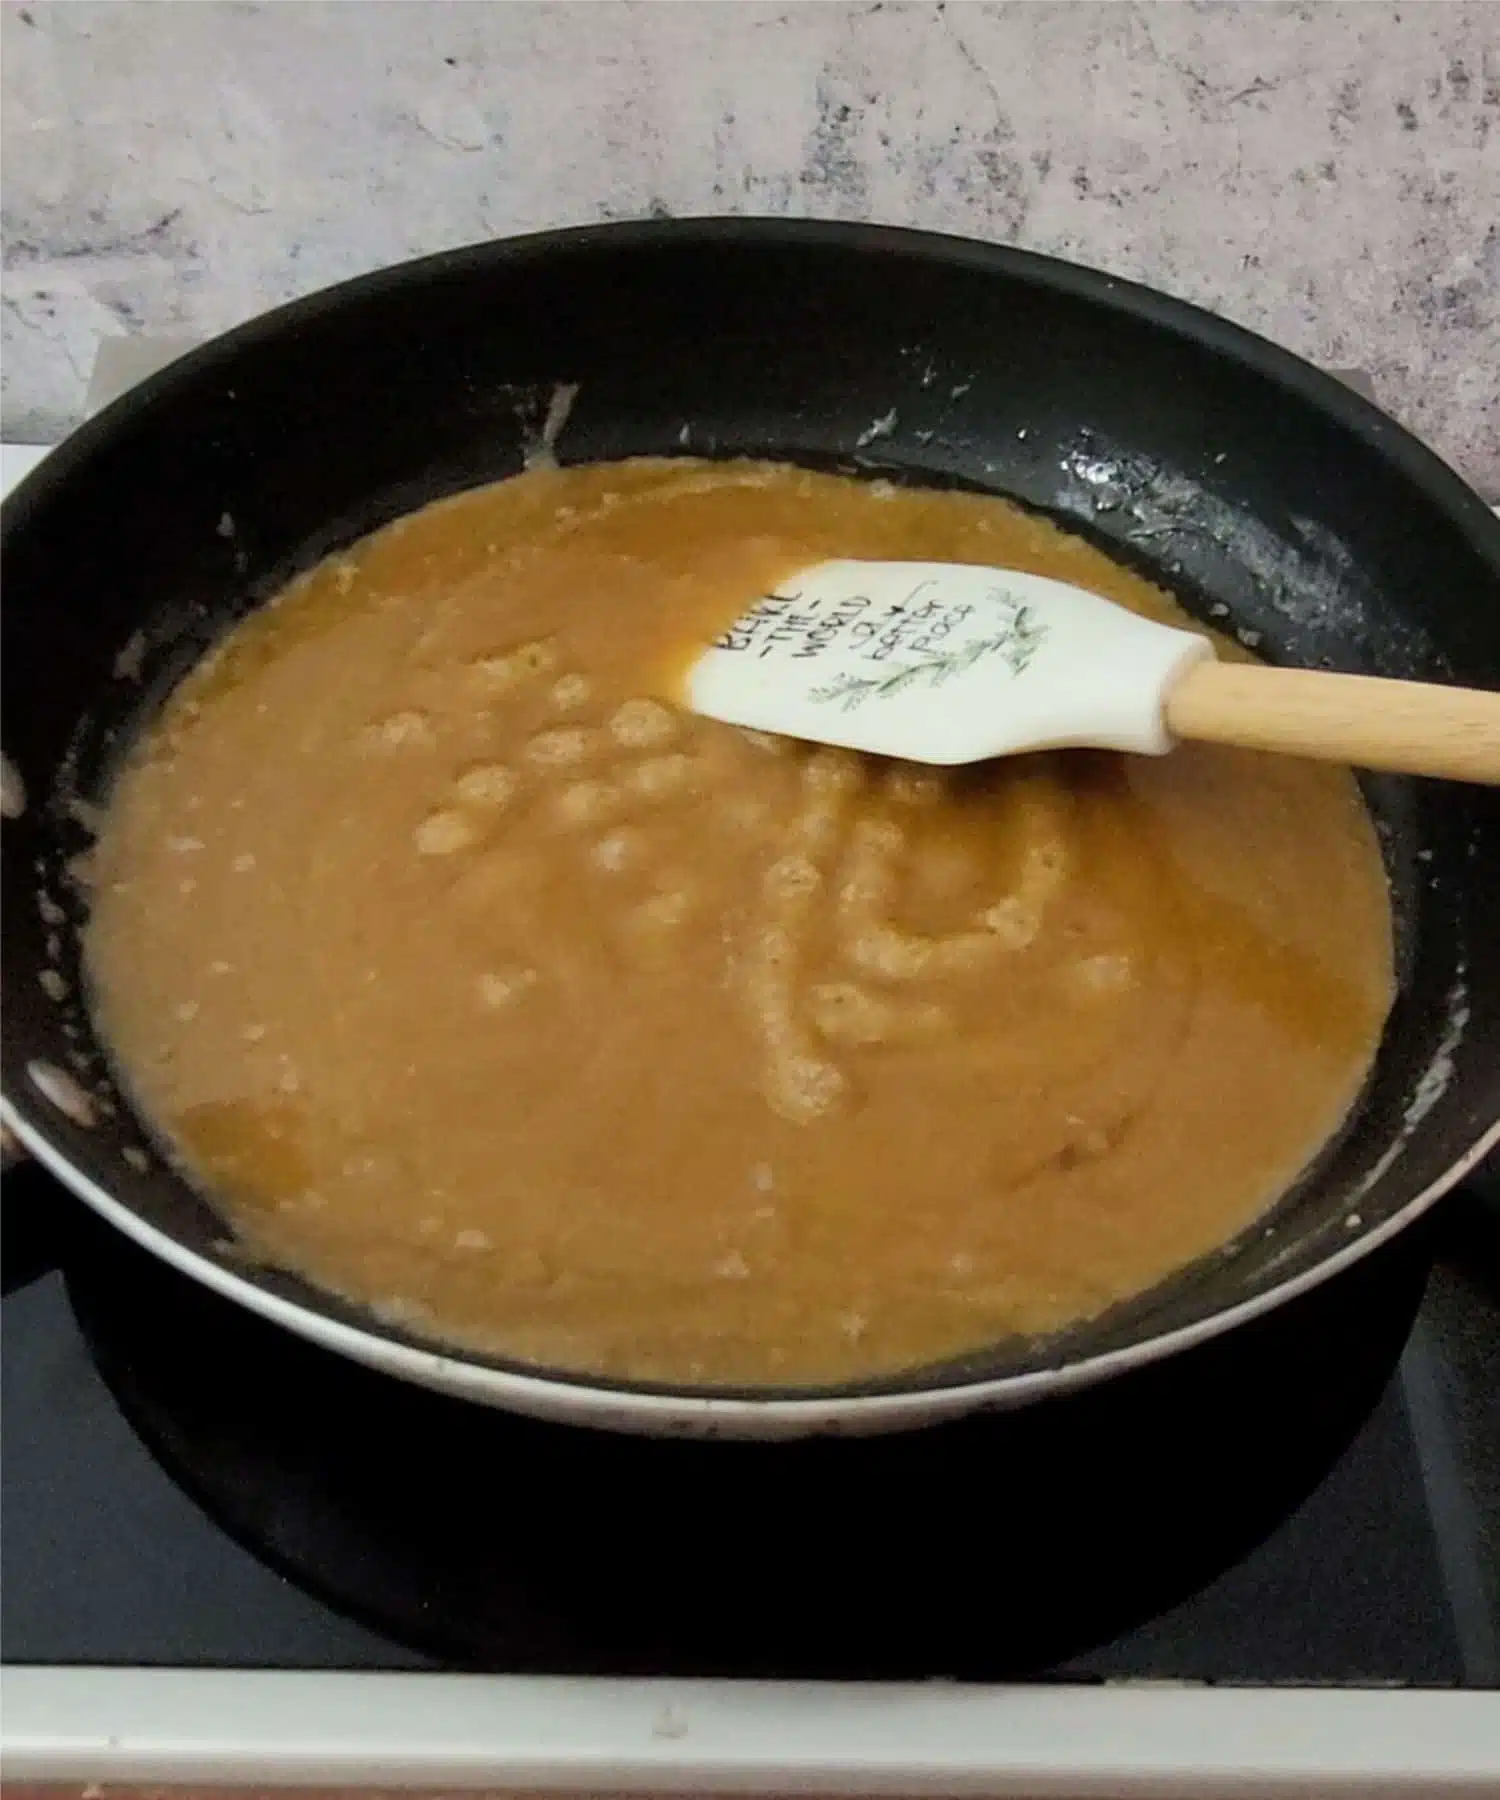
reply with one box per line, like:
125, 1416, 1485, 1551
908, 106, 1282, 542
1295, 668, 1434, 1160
3, 219, 1497, 1435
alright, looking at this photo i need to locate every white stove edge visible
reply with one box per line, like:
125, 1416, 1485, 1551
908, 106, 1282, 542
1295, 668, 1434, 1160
5, 437, 1499, 1793
3, 1668, 1499, 1796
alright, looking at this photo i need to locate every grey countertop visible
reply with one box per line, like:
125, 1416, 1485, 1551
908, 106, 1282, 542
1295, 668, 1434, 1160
3, 0, 1498, 492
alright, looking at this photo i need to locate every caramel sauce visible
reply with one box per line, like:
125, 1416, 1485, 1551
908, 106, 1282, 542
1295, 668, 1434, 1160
86, 461, 1393, 1384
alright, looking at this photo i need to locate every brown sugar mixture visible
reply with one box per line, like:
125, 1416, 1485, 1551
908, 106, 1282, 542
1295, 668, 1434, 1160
86, 461, 1394, 1385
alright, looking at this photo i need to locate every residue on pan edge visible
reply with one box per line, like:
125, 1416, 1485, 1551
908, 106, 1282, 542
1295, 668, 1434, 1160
22, 377, 582, 1128
18, 718, 137, 1136
855, 407, 899, 449
522, 381, 580, 473
27, 1059, 96, 1129
113, 631, 147, 682
1054, 439, 1435, 675
1350, 966, 1473, 1200
37, 382, 581, 773
1, 753, 24, 818
1256, 965, 1473, 1279
1051, 438, 1472, 1237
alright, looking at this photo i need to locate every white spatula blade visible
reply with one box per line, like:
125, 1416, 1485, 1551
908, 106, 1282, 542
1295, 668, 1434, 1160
685, 560, 1212, 765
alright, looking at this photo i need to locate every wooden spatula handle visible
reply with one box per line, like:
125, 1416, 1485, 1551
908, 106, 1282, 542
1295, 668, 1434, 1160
1164, 661, 1500, 783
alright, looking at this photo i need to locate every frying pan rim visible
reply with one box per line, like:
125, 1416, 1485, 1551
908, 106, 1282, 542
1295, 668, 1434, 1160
3, 217, 1498, 556
3, 1101, 1496, 1433
4, 217, 1498, 1432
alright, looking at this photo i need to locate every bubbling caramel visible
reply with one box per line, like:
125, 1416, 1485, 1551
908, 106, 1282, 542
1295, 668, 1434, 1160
85, 460, 1393, 1385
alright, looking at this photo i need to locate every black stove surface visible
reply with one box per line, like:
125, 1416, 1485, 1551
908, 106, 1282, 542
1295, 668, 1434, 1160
4, 1167, 1497, 1685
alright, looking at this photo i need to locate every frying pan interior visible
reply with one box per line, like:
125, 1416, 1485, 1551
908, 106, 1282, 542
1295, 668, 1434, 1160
3, 221, 1498, 1404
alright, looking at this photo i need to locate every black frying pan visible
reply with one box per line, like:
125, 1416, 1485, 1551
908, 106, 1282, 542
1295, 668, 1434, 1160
3, 220, 1497, 1436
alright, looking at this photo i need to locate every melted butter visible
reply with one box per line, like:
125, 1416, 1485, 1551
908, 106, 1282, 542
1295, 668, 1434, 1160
86, 461, 1394, 1385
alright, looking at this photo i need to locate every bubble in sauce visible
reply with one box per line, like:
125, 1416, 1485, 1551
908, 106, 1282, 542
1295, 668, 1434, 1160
629, 753, 700, 800
611, 698, 677, 750
470, 639, 557, 692
454, 763, 516, 807
554, 780, 620, 827
414, 809, 479, 856
364, 710, 436, 752
592, 827, 646, 873
525, 728, 594, 769
477, 967, 538, 1009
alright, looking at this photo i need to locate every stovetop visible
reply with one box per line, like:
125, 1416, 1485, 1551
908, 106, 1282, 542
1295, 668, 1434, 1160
4, 1162, 1497, 1687
4, 438, 1500, 1696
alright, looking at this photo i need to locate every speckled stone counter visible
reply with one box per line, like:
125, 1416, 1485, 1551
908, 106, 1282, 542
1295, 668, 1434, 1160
3, 1, 1497, 491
